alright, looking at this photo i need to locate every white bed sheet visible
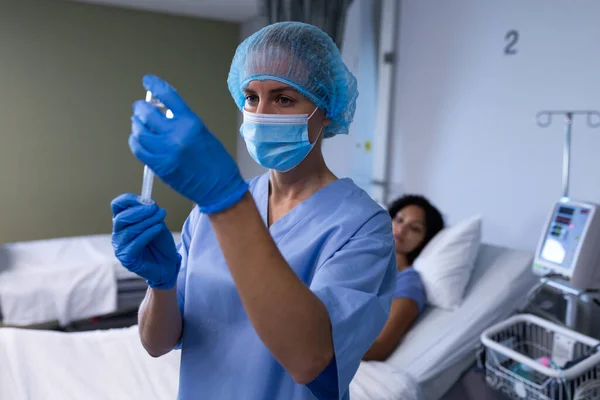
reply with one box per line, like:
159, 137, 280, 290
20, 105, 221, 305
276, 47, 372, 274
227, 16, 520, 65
0, 235, 118, 326
0, 325, 423, 400
0, 326, 180, 400
350, 361, 424, 400
0, 232, 181, 326
385, 243, 537, 399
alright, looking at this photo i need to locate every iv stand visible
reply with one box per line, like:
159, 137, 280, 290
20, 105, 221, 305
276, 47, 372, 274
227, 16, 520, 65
536, 110, 600, 199
535, 110, 600, 330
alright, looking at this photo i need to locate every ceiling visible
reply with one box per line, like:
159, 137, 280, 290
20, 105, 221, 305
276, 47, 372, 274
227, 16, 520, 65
70, 0, 262, 22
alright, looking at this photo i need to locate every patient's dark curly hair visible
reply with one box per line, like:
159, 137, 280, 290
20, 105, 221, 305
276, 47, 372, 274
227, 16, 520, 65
388, 194, 445, 264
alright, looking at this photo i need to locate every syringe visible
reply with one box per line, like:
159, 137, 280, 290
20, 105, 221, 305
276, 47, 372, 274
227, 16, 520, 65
138, 90, 174, 205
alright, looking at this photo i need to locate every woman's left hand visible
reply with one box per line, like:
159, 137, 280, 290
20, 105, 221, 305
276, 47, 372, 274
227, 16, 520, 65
130, 75, 248, 214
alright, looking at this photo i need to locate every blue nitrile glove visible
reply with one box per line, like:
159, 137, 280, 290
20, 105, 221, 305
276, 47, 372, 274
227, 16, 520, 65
111, 193, 181, 290
129, 75, 249, 214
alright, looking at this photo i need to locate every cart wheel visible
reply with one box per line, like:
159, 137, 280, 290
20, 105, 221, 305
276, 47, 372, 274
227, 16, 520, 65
514, 381, 527, 398
486, 373, 500, 389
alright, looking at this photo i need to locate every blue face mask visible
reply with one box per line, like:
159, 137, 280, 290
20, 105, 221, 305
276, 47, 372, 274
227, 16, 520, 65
239, 108, 323, 172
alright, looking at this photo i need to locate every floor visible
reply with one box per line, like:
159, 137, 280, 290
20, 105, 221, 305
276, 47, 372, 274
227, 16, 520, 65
441, 365, 511, 400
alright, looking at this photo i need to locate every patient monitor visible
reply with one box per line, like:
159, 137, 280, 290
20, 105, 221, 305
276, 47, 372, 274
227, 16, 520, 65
533, 199, 600, 290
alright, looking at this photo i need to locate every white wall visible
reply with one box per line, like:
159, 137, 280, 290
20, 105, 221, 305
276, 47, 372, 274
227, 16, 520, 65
323, 0, 379, 195
391, 0, 600, 251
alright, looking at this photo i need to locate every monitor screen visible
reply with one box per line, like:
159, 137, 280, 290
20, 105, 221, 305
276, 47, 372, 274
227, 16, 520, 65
539, 203, 591, 270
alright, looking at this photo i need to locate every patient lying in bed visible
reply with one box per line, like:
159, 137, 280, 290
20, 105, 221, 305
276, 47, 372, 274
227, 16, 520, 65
363, 195, 445, 361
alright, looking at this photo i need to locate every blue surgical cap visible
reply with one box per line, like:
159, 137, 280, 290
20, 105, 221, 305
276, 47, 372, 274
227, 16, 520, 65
227, 21, 358, 138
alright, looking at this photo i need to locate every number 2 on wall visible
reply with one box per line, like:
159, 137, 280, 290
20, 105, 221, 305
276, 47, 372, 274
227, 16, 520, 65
505, 30, 519, 55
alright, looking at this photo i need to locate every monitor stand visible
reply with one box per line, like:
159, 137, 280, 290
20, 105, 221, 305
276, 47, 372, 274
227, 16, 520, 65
528, 276, 600, 337
539, 276, 580, 329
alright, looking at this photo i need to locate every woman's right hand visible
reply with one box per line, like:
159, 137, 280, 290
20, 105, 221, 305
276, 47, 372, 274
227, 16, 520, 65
111, 193, 181, 290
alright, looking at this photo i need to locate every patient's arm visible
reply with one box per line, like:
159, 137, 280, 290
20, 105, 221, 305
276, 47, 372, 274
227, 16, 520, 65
362, 298, 419, 362
138, 286, 182, 358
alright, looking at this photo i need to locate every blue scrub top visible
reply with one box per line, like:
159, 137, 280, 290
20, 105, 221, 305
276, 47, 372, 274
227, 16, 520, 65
394, 267, 426, 314
174, 173, 396, 400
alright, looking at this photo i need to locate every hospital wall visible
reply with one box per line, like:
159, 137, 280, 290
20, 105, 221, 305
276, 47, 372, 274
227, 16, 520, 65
0, 0, 240, 243
390, 0, 600, 252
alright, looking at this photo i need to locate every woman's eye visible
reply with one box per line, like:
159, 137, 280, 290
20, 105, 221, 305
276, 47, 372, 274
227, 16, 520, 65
411, 226, 423, 234
245, 95, 258, 104
277, 96, 294, 105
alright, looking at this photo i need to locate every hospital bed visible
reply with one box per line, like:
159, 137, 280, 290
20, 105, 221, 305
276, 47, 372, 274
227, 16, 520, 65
378, 241, 537, 400
0, 232, 181, 329
0, 242, 536, 400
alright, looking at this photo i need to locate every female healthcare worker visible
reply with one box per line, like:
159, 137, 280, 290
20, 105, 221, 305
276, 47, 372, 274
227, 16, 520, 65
111, 22, 396, 400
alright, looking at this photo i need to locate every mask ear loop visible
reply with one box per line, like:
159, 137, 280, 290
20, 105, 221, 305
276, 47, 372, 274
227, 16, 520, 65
308, 107, 325, 144
308, 107, 319, 120
312, 125, 325, 144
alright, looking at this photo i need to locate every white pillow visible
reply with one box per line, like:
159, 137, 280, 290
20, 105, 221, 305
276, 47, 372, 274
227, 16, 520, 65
413, 214, 482, 310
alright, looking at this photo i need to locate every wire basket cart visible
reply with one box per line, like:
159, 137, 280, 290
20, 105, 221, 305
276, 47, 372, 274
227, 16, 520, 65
480, 314, 600, 399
